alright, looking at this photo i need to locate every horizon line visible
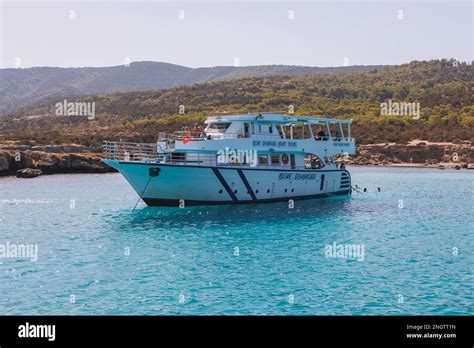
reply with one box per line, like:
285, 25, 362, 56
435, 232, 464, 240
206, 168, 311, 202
0, 57, 467, 70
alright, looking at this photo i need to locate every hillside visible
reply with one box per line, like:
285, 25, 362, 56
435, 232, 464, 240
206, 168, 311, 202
0, 61, 385, 116
0, 59, 472, 147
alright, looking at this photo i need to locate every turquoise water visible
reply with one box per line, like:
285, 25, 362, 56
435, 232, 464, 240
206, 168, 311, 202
0, 167, 472, 315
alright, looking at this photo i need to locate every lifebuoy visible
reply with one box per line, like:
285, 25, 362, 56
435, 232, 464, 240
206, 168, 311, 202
281, 154, 289, 165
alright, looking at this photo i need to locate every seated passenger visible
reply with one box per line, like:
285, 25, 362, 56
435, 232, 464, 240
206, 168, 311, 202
317, 130, 327, 140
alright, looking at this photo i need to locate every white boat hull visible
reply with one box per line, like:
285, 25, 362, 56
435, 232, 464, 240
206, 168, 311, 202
104, 160, 351, 206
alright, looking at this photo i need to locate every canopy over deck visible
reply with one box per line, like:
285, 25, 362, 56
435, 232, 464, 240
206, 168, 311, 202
205, 113, 352, 125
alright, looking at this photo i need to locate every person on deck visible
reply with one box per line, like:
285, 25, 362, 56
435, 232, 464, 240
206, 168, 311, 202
197, 125, 205, 138
317, 130, 326, 140
184, 127, 191, 138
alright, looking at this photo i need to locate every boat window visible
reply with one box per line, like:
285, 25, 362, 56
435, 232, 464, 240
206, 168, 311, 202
277, 125, 292, 139
258, 154, 268, 165
171, 152, 186, 162
304, 154, 325, 169
327, 123, 341, 141
277, 125, 285, 138
317, 122, 345, 141
271, 154, 280, 165
312, 124, 324, 140
290, 154, 296, 169
244, 123, 250, 136
291, 123, 311, 139
208, 123, 231, 132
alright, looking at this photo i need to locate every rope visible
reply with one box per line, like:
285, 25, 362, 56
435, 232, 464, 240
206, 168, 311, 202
132, 176, 153, 211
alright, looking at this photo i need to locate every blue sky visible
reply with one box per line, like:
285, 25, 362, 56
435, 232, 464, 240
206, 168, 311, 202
0, 0, 472, 68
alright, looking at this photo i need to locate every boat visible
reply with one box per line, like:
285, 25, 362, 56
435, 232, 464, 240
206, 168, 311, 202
102, 113, 355, 206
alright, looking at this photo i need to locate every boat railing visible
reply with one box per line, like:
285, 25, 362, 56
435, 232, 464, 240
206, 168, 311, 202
157, 131, 353, 143
159, 131, 283, 142
157, 152, 217, 166
103, 141, 219, 165
154, 155, 334, 170
103, 141, 158, 161
315, 136, 355, 142
158, 131, 208, 142
103, 141, 344, 169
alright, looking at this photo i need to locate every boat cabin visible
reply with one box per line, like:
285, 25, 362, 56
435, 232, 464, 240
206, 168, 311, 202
163, 114, 354, 169
104, 113, 355, 170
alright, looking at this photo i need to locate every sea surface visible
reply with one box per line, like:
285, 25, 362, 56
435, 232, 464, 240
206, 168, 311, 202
0, 166, 472, 315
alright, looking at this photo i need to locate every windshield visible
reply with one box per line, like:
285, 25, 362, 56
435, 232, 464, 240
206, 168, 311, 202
207, 123, 231, 132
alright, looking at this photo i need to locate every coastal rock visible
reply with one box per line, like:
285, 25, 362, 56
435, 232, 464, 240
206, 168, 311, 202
0, 152, 10, 174
0, 148, 116, 176
31, 145, 90, 153
55, 153, 113, 173
16, 168, 43, 178
19, 153, 34, 168
353, 142, 473, 168
0, 144, 89, 154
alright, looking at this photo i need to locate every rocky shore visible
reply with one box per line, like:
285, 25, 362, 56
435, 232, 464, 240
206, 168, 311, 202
347, 140, 474, 170
0, 140, 473, 178
0, 144, 115, 177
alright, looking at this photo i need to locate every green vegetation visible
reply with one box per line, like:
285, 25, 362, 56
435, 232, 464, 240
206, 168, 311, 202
0, 59, 472, 147
0, 61, 384, 115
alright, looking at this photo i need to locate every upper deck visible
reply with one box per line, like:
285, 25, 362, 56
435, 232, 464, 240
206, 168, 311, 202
159, 113, 355, 157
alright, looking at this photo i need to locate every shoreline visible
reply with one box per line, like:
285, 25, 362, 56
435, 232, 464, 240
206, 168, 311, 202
1, 164, 471, 180
351, 163, 472, 170
1, 140, 473, 177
